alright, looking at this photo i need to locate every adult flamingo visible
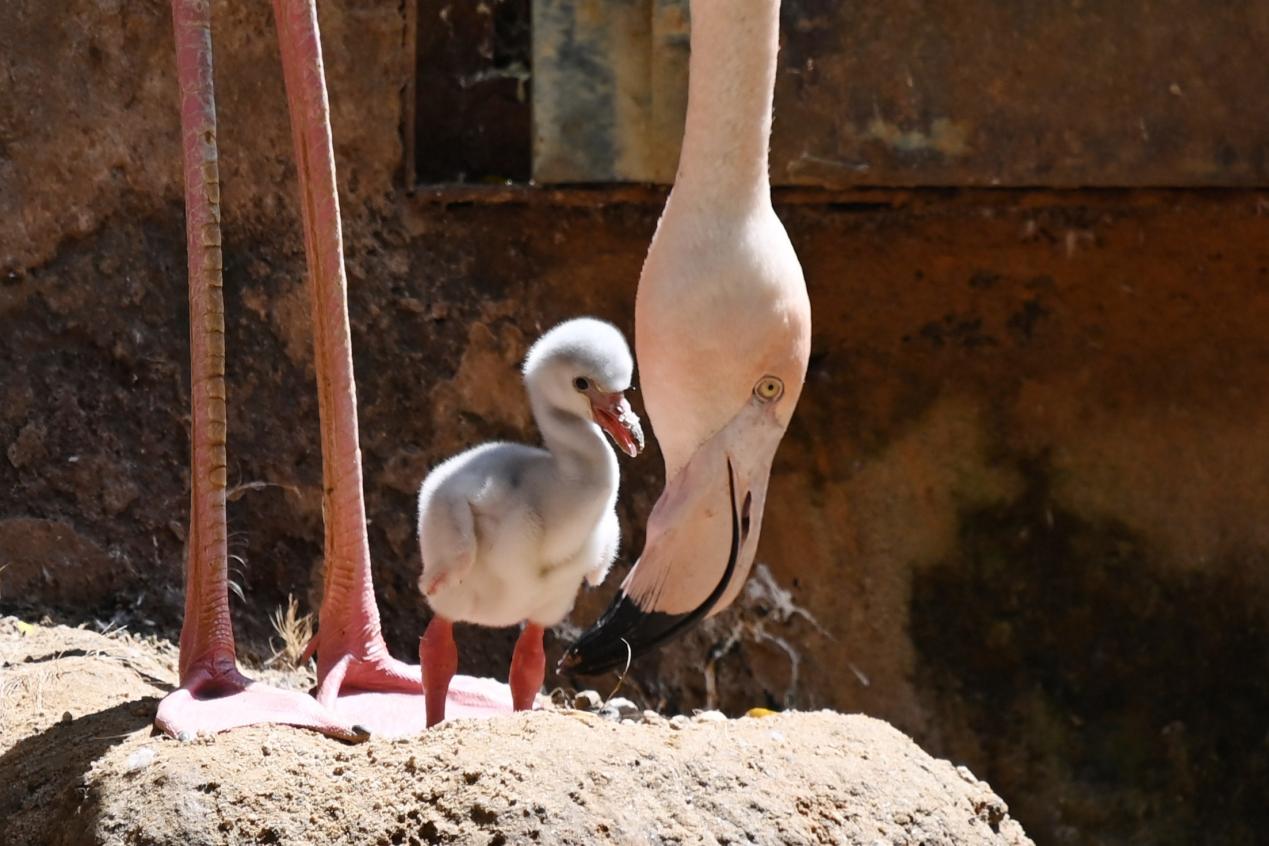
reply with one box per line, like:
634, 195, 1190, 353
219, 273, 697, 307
563, 0, 812, 674
156, 0, 508, 740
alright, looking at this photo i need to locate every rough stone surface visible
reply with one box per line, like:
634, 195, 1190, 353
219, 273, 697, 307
1, 1, 1268, 844
0, 619, 1032, 846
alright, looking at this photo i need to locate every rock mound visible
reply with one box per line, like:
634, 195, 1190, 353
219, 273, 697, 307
0, 619, 1031, 845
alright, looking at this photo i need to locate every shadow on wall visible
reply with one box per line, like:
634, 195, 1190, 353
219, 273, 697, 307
912, 454, 1269, 846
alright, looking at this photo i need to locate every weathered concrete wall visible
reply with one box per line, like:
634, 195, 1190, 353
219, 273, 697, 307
2, 2, 1267, 844
0, 0, 405, 275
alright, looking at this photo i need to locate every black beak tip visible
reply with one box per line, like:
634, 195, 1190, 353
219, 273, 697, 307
557, 639, 618, 676
560, 598, 699, 677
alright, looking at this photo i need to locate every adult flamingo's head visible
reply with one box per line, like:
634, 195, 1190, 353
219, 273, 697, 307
560, 220, 811, 674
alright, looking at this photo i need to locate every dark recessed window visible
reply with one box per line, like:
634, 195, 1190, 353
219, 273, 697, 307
413, 0, 532, 185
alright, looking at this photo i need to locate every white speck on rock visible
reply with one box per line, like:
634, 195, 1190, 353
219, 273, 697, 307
126, 747, 156, 773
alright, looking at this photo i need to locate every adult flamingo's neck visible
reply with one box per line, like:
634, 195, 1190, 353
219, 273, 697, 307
672, 0, 780, 212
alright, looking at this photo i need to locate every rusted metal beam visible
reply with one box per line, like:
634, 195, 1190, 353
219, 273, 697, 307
529, 0, 1269, 187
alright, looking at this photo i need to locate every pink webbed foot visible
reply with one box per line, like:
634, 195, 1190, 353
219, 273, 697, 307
310, 638, 421, 702
306, 627, 511, 738
154, 652, 367, 742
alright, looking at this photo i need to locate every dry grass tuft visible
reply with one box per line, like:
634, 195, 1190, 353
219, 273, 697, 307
267, 594, 314, 668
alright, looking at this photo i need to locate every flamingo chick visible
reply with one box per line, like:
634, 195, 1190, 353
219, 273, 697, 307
417, 318, 645, 727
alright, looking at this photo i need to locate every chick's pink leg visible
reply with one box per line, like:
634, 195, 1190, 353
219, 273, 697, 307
509, 623, 546, 712
420, 616, 457, 728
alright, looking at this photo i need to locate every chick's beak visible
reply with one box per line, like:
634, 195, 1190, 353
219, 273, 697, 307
591, 392, 644, 457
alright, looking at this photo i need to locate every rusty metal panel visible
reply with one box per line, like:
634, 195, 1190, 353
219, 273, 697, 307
777, 0, 1269, 187
532, 0, 1269, 187
532, 0, 655, 182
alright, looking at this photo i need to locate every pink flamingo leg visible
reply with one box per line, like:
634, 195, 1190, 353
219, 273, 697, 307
154, 0, 364, 743
270, 0, 511, 735
509, 623, 546, 712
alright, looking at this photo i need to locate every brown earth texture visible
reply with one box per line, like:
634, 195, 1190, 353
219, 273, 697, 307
0, 617, 1031, 845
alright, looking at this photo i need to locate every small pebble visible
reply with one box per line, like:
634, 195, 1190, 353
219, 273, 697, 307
61, 711, 73, 724
693, 710, 726, 723
621, 718, 636, 726
669, 715, 690, 730
178, 731, 195, 743
606, 697, 639, 719
572, 690, 603, 711
640, 710, 664, 725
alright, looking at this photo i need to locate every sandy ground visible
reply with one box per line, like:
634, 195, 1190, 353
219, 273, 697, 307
0, 616, 1031, 845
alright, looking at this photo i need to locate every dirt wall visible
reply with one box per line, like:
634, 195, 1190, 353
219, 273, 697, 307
2, 2, 1267, 844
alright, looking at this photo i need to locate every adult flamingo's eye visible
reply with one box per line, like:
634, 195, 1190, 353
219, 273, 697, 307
753, 375, 784, 402
574, 377, 590, 392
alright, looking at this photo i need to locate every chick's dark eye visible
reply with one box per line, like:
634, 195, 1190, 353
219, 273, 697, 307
573, 377, 590, 392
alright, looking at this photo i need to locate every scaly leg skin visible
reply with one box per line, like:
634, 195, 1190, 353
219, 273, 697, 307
155, 0, 364, 743
509, 623, 546, 713
271, 0, 510, 736
270, 0, 415, 703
